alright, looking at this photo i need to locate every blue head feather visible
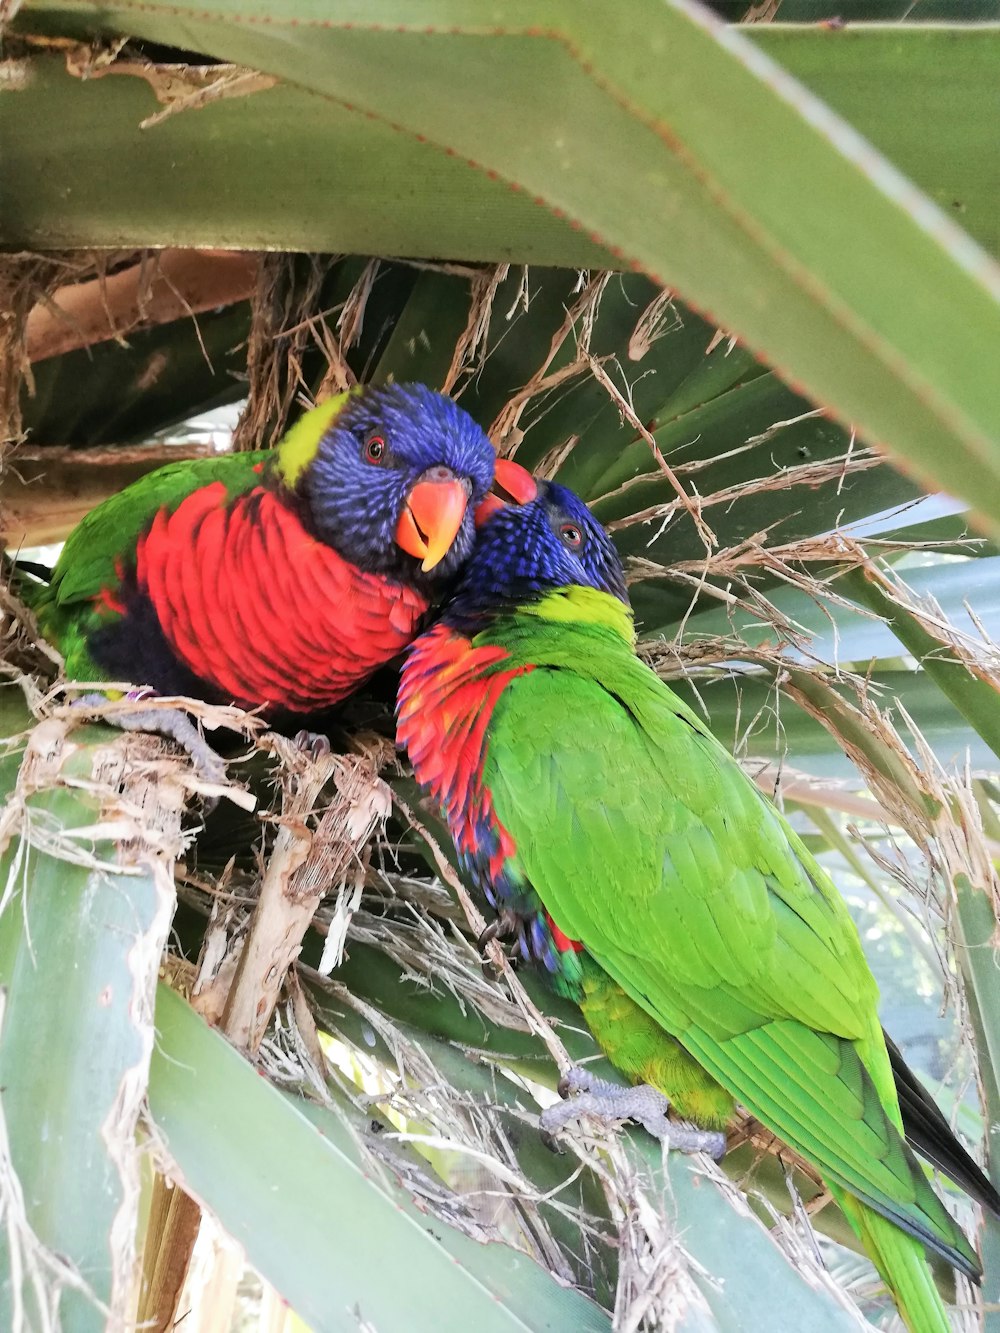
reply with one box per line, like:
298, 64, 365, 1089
444, 479, 628, 627
300, 383, 495, 587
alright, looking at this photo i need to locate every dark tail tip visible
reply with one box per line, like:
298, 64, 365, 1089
887, 1029, 1000, 1219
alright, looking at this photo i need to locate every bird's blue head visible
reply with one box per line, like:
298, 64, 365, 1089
282, 383, 496, 589
443, 464, 629, 628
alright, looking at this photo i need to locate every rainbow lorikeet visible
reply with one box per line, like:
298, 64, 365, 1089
18, 384, 495, 767
398, 469, 997, 1333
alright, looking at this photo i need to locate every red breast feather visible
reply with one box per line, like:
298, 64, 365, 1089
135, 484, 428, 712
399, 624, 585, 984
398, 624, 528, 871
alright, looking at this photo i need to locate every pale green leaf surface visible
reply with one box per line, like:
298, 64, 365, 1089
670, 668, 996, 780
308, 948, 870, 1271
148, 984, 612, 1333
1, 53, 609, 266
0, 696, 172, 1331
671, 556, 1000, 669
842, 565, 1000, 766
950, 875, 1000, 1327
750, 24, 1000, 260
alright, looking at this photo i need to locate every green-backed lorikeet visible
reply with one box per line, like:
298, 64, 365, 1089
19, 383, 495, 720
397, 468, 997, 1333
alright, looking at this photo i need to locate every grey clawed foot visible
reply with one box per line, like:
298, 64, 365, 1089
540, 1066, 727, 1160
292, 729, 332, 761
73, 693, 227, 787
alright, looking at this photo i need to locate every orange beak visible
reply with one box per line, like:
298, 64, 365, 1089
474, 458, 539, 528
395, 474, 470, 572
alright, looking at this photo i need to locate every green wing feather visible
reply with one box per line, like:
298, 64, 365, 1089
482, 617, 975, 1281
23, 451, 268, 678
41, 393, 352, 613
20, 396, 349, 679
48, 451, 268, 608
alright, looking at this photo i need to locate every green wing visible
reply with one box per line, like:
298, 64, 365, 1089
483, 635, 973, 1269
48, 451, 269, 608
45, 389, 352, 608
28, 393, 351, 673
27, 450, 268, 678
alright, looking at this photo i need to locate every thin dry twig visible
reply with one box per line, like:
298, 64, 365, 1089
222, 734, 392, 1057
391, 791, 571, 1073
490, 273, 611, 454
443, 264, 509, 395
604, 449, 880, 533
587, 355, 717, 553
627, 287, 682, 362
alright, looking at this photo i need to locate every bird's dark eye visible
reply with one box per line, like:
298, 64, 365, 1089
560, 523, 583, 549
365, 435, 387, 463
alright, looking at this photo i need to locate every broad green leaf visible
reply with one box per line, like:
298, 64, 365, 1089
1, 52, 608, 268
23, 304, 250, 448
670, 555, 1000, 669
0, 691, 176, 1331
668, 666, 995, 781
370, 268, 484, 387
149, 984, 612, 1333
771, 2, 1000, 28
965, 784, 1000, 1329
10, 3, 1000, 535
947, 786, 1000, 1329
750, 24, 1000, 260
291, 975, 864, 1330
307, 932, 869, 1264
841, 563, 1000, 767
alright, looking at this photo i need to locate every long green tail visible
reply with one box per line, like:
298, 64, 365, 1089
833, 1186, 952, 1333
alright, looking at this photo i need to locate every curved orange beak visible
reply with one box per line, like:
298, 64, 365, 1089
474, 458, 539, 528
395, 475, 470, 572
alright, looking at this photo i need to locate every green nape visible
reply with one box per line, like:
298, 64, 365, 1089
526, 585, 636, 643
274, 389, 358, 488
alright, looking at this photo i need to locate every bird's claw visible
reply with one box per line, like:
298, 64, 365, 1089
540, 1065, 726, 1160
480, 949, 520, 981
477, 913, 523, 978
477, 919, 500, 953
292, 729, 332, 761
72, 694, 227, 790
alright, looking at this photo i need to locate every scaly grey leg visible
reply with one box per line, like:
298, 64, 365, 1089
541, 1065, 726, 1159
75, 692, 227, 785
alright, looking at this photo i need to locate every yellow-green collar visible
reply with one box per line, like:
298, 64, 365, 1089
274, 388, 361, 488
527, 585, 635, 644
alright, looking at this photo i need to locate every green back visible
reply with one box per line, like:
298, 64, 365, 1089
25, 395, 354, 680
43, 393, 358, 610
21, 450, 267, 679
478, 587, 974, 1271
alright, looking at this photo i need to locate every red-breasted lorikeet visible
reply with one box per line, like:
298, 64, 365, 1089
398, 468, 997, 1333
